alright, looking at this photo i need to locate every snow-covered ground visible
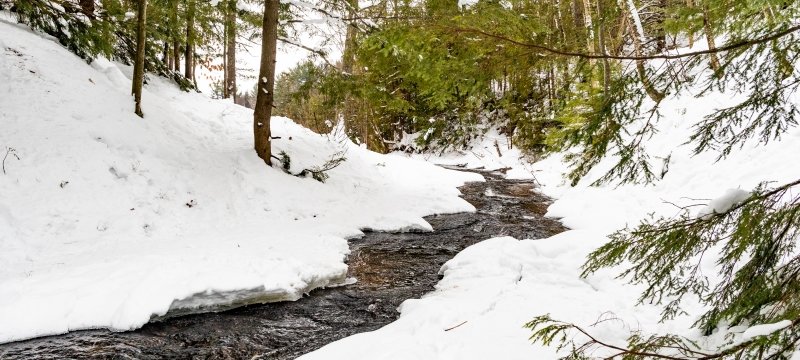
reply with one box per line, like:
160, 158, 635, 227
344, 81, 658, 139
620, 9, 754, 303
4, 8, 800, 357
396, 127, 541, 181
0, 18, 482, 343
301, 64, 800, 359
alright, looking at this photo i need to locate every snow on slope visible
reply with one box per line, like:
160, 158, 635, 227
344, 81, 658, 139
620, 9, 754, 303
302, 62, 800, 359
0, 18, 482, 343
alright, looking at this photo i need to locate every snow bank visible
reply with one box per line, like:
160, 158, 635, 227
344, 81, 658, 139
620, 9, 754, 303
300, 235, 654, 359
302, 52, 800, 359
0, 19, 481, 343
740, 320, 793, 342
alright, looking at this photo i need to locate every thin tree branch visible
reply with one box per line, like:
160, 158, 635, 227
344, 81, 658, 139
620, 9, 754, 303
276, 37, 338, 69
444, 24, 800, 61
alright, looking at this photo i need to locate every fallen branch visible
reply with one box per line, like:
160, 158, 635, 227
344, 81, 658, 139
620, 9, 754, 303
2, 147, 20, 175
444, 321, 468, 331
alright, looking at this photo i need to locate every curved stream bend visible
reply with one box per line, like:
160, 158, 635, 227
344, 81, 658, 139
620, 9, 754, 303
0, 168, 566, 359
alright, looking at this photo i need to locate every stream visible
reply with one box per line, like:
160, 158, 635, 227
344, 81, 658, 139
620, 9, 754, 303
0, 168, 566, 359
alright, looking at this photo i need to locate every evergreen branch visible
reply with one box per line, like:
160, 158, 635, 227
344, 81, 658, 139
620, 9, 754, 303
628, 178, 800, 237
578, 176, 800, 337
444, 24, 800, 61
528, 315, 800, 359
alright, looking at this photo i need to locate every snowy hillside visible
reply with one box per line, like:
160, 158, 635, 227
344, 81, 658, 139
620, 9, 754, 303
300, 56, 800, 358
0, 18, 482, 343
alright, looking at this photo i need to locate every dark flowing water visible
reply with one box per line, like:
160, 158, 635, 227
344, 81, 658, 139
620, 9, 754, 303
0, 168, 566, 360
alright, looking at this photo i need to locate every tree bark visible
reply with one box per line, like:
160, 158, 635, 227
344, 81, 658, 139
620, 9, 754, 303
184, 0, 195, 80
132, 0, 147, 117
702, 5, 722, 75
595, 0, 610, 94
79, 0, 95, 18
169, 0, 180, 72
222, 20, 227, 98
173, 40, 180, 72
170, 0, 180, 72
581, 0, 595, 55
253, 0, 279, 165
225, 0, 237, 101
627, 18, 664, 102
655, 0, 667, 51
341, 3, 358, 75
686, 0, 694, 47
163, 42, 169, 65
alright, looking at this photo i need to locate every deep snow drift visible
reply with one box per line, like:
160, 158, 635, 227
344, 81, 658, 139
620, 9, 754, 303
301, 61, 800, 359
0, 18, 481, 343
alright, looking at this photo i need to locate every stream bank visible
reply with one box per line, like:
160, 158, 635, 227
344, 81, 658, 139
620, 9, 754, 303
0, 168, 565, 359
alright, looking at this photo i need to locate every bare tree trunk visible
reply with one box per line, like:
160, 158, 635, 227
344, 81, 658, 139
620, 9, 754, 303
253, 0, 279, 165
171, 0, 180, 72
594, 0, 610, 94
173, 40, 180, 72
79, 0, 95, 18
192, 52, 197, 87
342, 0, 359, 74
581, 0, 595, 55
340, 0, 359, 138
225, 0, 237, 101
686, 0, 694, 47
184, 0, 195, 80
628, 19, 664, 102
612, 11, 629, 55
162, 42, 169, 64
571, 0, 583, 28
132, 0, 147, 117
341, 22, 358, 73
702, 5, 722, 75
222, 20, 228, 98
655, 0, 667, 51
167, 43, 174, 70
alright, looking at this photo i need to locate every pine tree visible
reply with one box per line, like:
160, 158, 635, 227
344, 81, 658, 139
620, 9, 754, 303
253, 0, 280, 165
224, 0, 237, 101
132, 0, 148, 117
184, 0, 195, 82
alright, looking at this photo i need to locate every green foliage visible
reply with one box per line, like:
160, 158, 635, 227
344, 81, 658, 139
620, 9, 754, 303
7, 0, 226, 90
558, 71, 657, 186
507, 0, 800, 358
274, 60, 343, 133
690, 31, 800, 159
584, 180, 800, 332
286, 0, 579, 154
532, 101, 800, 360
278, 150, 291, 171
8, 0, 117, 60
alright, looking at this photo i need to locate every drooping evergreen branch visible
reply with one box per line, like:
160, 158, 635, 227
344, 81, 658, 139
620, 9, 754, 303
624, 178, 800, 237
526, 314, 800, 359
526, 176, 800, 357
444, 24, 800, 61
581, 177, 800, 330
